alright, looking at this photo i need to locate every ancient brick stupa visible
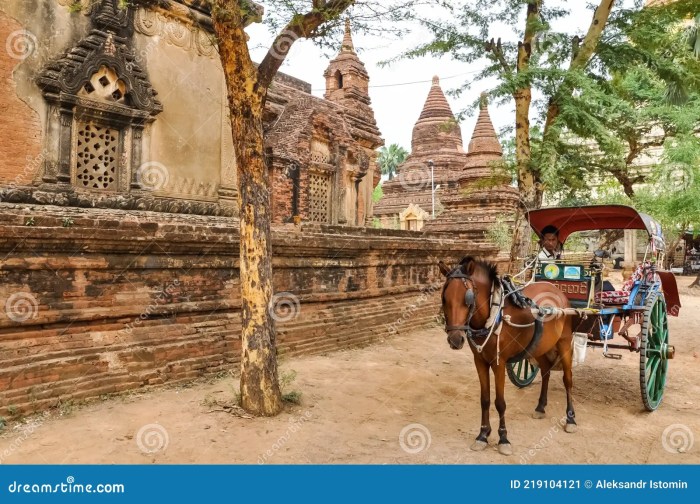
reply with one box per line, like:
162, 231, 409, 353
374, 76, 468, 229
423, 93, 519, 256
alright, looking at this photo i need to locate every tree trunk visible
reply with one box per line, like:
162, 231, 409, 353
509, 1, 541, 263
666, 223, 688, 269
212, 3, 283, 416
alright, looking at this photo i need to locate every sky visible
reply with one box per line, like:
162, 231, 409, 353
244, 2, 627, 151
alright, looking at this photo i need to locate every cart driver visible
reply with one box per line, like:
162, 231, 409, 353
538, 225, 562, 262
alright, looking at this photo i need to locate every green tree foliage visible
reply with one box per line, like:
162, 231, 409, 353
372, 183, 384, 203
401, 0, 699, 259
376, 144, 409, 180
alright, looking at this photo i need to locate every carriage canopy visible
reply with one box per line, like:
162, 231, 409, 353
527, 205, 665, 251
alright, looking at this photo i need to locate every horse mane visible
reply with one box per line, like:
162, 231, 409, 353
459, 256, 499, 283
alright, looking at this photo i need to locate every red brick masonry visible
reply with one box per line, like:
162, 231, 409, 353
0, 204, 492, 416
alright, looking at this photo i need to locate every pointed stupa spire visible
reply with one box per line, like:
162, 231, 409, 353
418, 76, 456, 121
467, 92, 501, 155
410, 75, 463, 154
341, 18, 356, 53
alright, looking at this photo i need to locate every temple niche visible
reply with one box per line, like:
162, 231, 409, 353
265, 20, 383, 226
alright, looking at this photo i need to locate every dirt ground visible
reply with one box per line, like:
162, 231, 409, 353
2, 278, 698, 465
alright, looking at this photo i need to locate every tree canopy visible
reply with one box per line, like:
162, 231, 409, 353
399, 0, 699, 259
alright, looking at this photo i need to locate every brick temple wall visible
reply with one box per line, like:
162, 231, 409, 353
0, 11, 43, 186
0, 203, 500, 417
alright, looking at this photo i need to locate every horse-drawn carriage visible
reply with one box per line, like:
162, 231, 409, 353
506, 205, 681, 411
438, 204, 680, 455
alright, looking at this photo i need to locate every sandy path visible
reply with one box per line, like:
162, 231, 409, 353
2, 280, 698, 465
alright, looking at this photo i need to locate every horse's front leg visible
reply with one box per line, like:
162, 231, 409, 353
493, 360, 512, 455
470, 355, 491, 451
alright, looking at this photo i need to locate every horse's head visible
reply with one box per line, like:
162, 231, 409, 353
439, 257, 495, 350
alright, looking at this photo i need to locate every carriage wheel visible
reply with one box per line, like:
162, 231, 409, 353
507, 358, 539, 388
639, 291, 673, 411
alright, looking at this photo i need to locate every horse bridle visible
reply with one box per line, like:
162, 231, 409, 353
442, 268, 478, 333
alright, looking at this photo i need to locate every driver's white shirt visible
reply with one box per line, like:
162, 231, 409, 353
538, 248, 561, 262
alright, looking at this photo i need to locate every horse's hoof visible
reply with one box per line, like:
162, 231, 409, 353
564, 423, 577, 433
470, 440, 489, 451
532, 410, 546, 419
498, 443, 513, 456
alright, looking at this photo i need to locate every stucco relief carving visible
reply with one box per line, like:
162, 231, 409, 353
134, 7, 216, 58
157, 176, 219, 201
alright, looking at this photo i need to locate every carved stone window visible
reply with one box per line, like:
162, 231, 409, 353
37, 0, 162, 191
309, 172, 332, 223
74, 121, 120, 190
310, 139, 331, 164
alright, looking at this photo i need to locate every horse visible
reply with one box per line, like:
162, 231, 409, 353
438, 256, 577, 456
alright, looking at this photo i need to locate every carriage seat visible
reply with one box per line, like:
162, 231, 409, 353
593, 262, 653, 305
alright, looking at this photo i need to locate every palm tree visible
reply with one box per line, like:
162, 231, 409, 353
377, 144, 409, 181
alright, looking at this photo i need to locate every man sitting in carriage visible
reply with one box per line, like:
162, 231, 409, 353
537, 225, 563, 262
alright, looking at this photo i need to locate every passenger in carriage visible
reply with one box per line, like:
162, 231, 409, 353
538, 225, 563, 262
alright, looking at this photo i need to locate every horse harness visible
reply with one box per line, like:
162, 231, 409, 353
442, 268, 545, 365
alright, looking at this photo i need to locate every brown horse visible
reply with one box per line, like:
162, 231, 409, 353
438, 256, 576, 456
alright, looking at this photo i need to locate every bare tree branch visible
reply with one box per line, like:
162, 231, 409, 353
257, 0, 355, 89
